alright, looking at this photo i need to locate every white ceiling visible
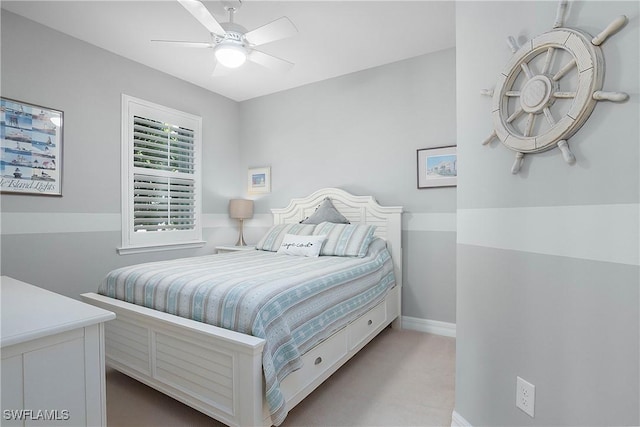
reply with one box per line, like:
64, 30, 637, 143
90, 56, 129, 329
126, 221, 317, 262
2, 1, 456, 102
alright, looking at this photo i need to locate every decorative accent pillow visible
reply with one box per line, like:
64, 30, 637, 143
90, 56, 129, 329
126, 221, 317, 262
300, 198, 350, 224
277, 234, 327, 257
256, 223, 316, 252
312, 222, 377, 257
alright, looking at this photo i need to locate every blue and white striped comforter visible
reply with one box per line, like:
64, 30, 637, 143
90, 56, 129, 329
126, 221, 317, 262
98, 237, 395, 425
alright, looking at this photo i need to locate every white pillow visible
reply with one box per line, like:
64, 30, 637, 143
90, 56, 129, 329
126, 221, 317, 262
255, 223, 315, 252
277, 234, 327, 257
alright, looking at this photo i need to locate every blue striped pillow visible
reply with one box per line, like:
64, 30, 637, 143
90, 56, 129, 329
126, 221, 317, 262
256, 223, 316, 252
312, 222, 377, 257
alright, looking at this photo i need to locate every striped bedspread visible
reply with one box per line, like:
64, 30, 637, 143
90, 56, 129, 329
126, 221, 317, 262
98, 237, 395, 425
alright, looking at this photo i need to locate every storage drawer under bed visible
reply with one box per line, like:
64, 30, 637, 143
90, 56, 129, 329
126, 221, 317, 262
276, 299, 388, 415
278, 328, 348, 406
348, 301, 387, 350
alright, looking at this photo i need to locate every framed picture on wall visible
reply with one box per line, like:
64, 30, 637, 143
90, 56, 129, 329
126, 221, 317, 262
0, 97, 63, 196
248, 166, 271, 194
417, 145, 457, 189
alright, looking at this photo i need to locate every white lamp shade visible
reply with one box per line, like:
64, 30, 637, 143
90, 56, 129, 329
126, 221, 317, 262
215, 43, 247, 68
229, 199, 254, 219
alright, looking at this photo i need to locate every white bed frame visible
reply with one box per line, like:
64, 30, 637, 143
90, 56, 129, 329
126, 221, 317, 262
81, 188, 403, 426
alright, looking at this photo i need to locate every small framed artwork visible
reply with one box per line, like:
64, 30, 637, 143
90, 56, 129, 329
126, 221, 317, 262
1, 97, 63, 196
248, 167, 271, 194
417, 145, 457, 189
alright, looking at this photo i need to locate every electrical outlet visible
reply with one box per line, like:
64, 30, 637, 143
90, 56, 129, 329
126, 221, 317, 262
516, 376, 535, 417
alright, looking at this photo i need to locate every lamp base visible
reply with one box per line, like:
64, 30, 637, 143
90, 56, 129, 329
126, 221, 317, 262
235, 219, 247, 246
235, 235, 247, 247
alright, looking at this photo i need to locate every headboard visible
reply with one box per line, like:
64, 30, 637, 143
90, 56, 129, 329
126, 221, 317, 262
271, 188, 403, 286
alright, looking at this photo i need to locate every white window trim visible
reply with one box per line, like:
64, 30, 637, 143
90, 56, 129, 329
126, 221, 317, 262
118, 94, 204, 254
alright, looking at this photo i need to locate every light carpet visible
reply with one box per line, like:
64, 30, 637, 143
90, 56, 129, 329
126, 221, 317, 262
106, 328, 456, 426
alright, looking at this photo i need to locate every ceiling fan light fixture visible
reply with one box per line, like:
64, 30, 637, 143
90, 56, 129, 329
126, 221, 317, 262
215, 42, 247, 68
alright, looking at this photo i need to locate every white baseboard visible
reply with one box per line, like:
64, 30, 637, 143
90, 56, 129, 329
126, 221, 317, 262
451, 410, 472, 427
402, 316, 456, 338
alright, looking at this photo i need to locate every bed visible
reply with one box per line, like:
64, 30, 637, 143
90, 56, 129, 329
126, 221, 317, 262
81, 188, 403, 426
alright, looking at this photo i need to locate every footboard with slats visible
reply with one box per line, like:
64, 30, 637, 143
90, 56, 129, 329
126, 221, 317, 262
83, 293, 265, 426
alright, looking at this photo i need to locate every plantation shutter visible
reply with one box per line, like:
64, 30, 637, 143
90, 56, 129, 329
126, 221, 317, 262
133, 116, 194, 174
133, 116, 196, 233
120, 95, 203, 253
133, 175, 195, 232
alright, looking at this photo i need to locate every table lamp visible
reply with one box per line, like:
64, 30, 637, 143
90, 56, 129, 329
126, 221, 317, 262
229, 199, 254, 246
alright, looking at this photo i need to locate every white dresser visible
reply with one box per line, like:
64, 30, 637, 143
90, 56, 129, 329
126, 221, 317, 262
1, 276, 115, 427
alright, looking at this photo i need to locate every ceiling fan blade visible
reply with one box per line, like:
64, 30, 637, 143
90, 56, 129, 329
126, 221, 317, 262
248, 49, 294, 73
244, 17, 298, 46
177, 0, 226, 36
151, 40, 214, 48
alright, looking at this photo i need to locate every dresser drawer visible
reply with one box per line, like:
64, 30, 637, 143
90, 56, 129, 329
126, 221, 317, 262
348, 302, 387, 351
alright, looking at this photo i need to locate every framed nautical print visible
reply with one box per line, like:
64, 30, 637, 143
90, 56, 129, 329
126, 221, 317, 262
0, 97, 63, 196
417, 146, 457, 188
248, 166, 271, 194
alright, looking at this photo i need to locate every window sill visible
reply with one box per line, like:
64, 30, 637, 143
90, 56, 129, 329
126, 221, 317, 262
117, 241, 206, 255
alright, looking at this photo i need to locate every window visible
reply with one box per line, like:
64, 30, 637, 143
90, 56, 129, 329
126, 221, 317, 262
119, 95, 203, 254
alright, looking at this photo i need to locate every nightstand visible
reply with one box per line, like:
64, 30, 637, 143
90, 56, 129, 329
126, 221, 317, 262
216, 245, 256, 254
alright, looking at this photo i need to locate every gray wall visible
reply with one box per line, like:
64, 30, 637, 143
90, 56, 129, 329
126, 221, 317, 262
1, 11, 458, 325
455, 1, 639, 425
239, 48, 458, 323
1, 11, 243, 298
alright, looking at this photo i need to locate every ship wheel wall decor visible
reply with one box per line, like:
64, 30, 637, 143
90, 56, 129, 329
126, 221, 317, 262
481, 0, 630, 174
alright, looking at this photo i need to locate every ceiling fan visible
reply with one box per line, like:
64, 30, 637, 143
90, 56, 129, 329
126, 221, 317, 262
152, 0, 298, 75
